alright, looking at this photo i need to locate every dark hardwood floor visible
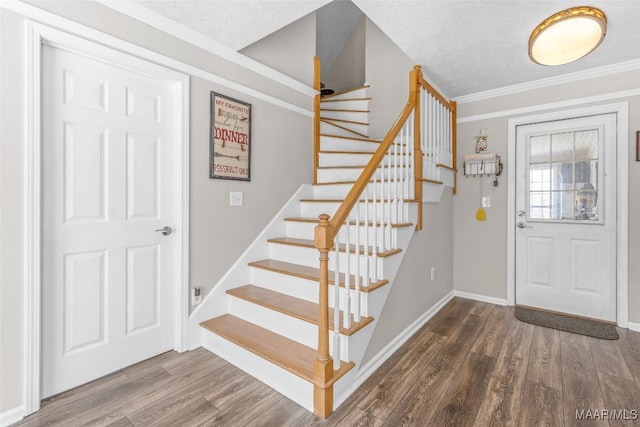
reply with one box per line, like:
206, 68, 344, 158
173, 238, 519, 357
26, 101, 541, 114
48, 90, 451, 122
15, 298, 640, 426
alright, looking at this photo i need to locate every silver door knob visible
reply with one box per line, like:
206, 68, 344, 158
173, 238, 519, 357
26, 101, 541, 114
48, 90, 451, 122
155, 226, 173, 236
517, 222, 532, 229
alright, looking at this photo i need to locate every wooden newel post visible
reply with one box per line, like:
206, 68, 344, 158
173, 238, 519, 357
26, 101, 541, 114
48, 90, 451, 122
313, 213, 334, 418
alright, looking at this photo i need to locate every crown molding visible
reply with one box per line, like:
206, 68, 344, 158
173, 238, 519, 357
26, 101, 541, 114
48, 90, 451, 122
1, 1, 313, 117
454, 59, 640, 105
94, 0, 317, 98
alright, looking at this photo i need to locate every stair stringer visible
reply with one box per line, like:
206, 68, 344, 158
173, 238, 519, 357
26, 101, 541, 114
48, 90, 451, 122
185, 184, 314, 350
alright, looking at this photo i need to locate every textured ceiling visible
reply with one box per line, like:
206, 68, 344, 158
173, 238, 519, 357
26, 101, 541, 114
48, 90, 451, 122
134, 0, 640, 98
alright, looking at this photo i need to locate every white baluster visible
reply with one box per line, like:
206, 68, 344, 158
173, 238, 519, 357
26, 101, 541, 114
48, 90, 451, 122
371, 172, 378, 281
333, 229, 341, 370
363, 186, 370, 288
343, 218, 351, 329
354, 203, 361, 322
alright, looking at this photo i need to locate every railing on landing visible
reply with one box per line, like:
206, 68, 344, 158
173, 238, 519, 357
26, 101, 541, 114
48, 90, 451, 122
311, 64, 456, 418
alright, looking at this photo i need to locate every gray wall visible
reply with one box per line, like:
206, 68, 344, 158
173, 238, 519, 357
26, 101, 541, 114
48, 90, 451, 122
365, 18, 416, 139
453, 69, 640, 324
240, 12, 316, 87
0, 2, 312, 414
362, 193, 454, 364
322, 17, 366, 94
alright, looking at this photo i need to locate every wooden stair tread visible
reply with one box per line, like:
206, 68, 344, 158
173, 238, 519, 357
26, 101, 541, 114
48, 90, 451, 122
320, 134, 381, 143
317, 165, 409, 169
319, 150, 409, 155
314, 179, 407, 186
436, 163, 457, 172
227, 285, 373, 336
200, 314, 354, 385
320, 117, 369, 126
320, 85, 370, 100
319, 120, 369, 139
320, 108, 370, 113
284, 217, 414, 228
248, 259, 389, 292
320, 97, 372, 103
419, 178, 444, 185
268, 237, 402, 258
299, 198, 417, 203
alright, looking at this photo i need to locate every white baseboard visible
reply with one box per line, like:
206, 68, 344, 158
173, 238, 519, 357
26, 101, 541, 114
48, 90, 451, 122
0, 406, 24, 427
628, 322, 640, 332
453, 290, 509, 306
335, 290, 455, 409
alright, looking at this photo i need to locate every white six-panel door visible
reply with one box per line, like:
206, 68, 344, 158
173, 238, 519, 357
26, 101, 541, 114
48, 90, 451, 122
515, 114, 617, 321
41, 44, 177, 397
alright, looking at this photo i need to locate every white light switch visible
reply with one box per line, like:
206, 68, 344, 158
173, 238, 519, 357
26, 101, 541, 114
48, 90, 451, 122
230, 191, 243, 206
482, 196, 491, 208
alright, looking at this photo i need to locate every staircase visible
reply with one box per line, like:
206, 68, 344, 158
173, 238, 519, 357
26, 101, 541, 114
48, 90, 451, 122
189, 69, 456, 418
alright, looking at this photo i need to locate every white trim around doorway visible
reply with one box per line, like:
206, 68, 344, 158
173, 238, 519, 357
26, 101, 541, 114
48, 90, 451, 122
23, 21, 190, 416
506, 102, 629, 328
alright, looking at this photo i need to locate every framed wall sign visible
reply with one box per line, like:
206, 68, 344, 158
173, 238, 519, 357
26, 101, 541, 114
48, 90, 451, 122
210, 92, 251, 181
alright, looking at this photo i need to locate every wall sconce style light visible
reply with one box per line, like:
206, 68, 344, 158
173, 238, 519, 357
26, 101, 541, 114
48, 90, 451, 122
529, 6, 607, 66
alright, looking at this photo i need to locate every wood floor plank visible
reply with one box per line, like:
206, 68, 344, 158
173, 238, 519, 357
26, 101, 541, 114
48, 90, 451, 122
519, 381, 564, 427
526, 326, 563, 390
336, 408, 384, 427
470, 305, 510, 357
382, 309, 490, 425
201, 383, 284, 426
204, 370, 262, 410
427, 351, 496, 427
560, 332, 609, 427
596, 372, 640, 427
618, 328, 640, 387
427, 297, 475, 336
148, 398, 218, 427
126, 365, 234, 426
588, 335, 635, 381
473, 318, 534, 426
356, 331, 448, 419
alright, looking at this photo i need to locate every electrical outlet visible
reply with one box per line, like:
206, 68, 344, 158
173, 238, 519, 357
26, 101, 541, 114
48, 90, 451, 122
430, 267, 436, 281
482, 196, 491, 208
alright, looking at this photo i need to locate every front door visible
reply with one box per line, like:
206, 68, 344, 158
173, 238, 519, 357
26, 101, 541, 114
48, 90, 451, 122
515, 113, 617, 321
41, 43, 178, 397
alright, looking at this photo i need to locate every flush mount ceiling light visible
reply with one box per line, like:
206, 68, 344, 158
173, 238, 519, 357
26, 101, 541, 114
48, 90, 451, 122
529, 6, 607, 66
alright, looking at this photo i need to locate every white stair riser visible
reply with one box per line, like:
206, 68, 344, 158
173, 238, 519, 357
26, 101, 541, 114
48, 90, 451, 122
285, 221, 403, 248
320, 99, 369, 110
313, 181, 412, 199
320, 136, 381, 153
229, 296, 355, 361
317, 167, 386, 183
320, 120, 369, 138
423, 182, 445, 203
269, 242, 387, 277
320, 110, 369, 123
249, 267, 369, 310
323, 87, 368, 101
301, 200, 412, 220
202, 332, 313, 412
319, 152, 372, 167
438, 167, 455, 188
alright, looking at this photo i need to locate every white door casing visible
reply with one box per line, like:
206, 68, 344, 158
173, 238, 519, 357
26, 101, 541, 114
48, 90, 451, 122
515, 114, 617, 321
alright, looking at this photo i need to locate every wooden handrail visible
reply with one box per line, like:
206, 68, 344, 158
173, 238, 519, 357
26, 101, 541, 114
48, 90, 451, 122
329, 69, 419, 235
313, 56, 321, 185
